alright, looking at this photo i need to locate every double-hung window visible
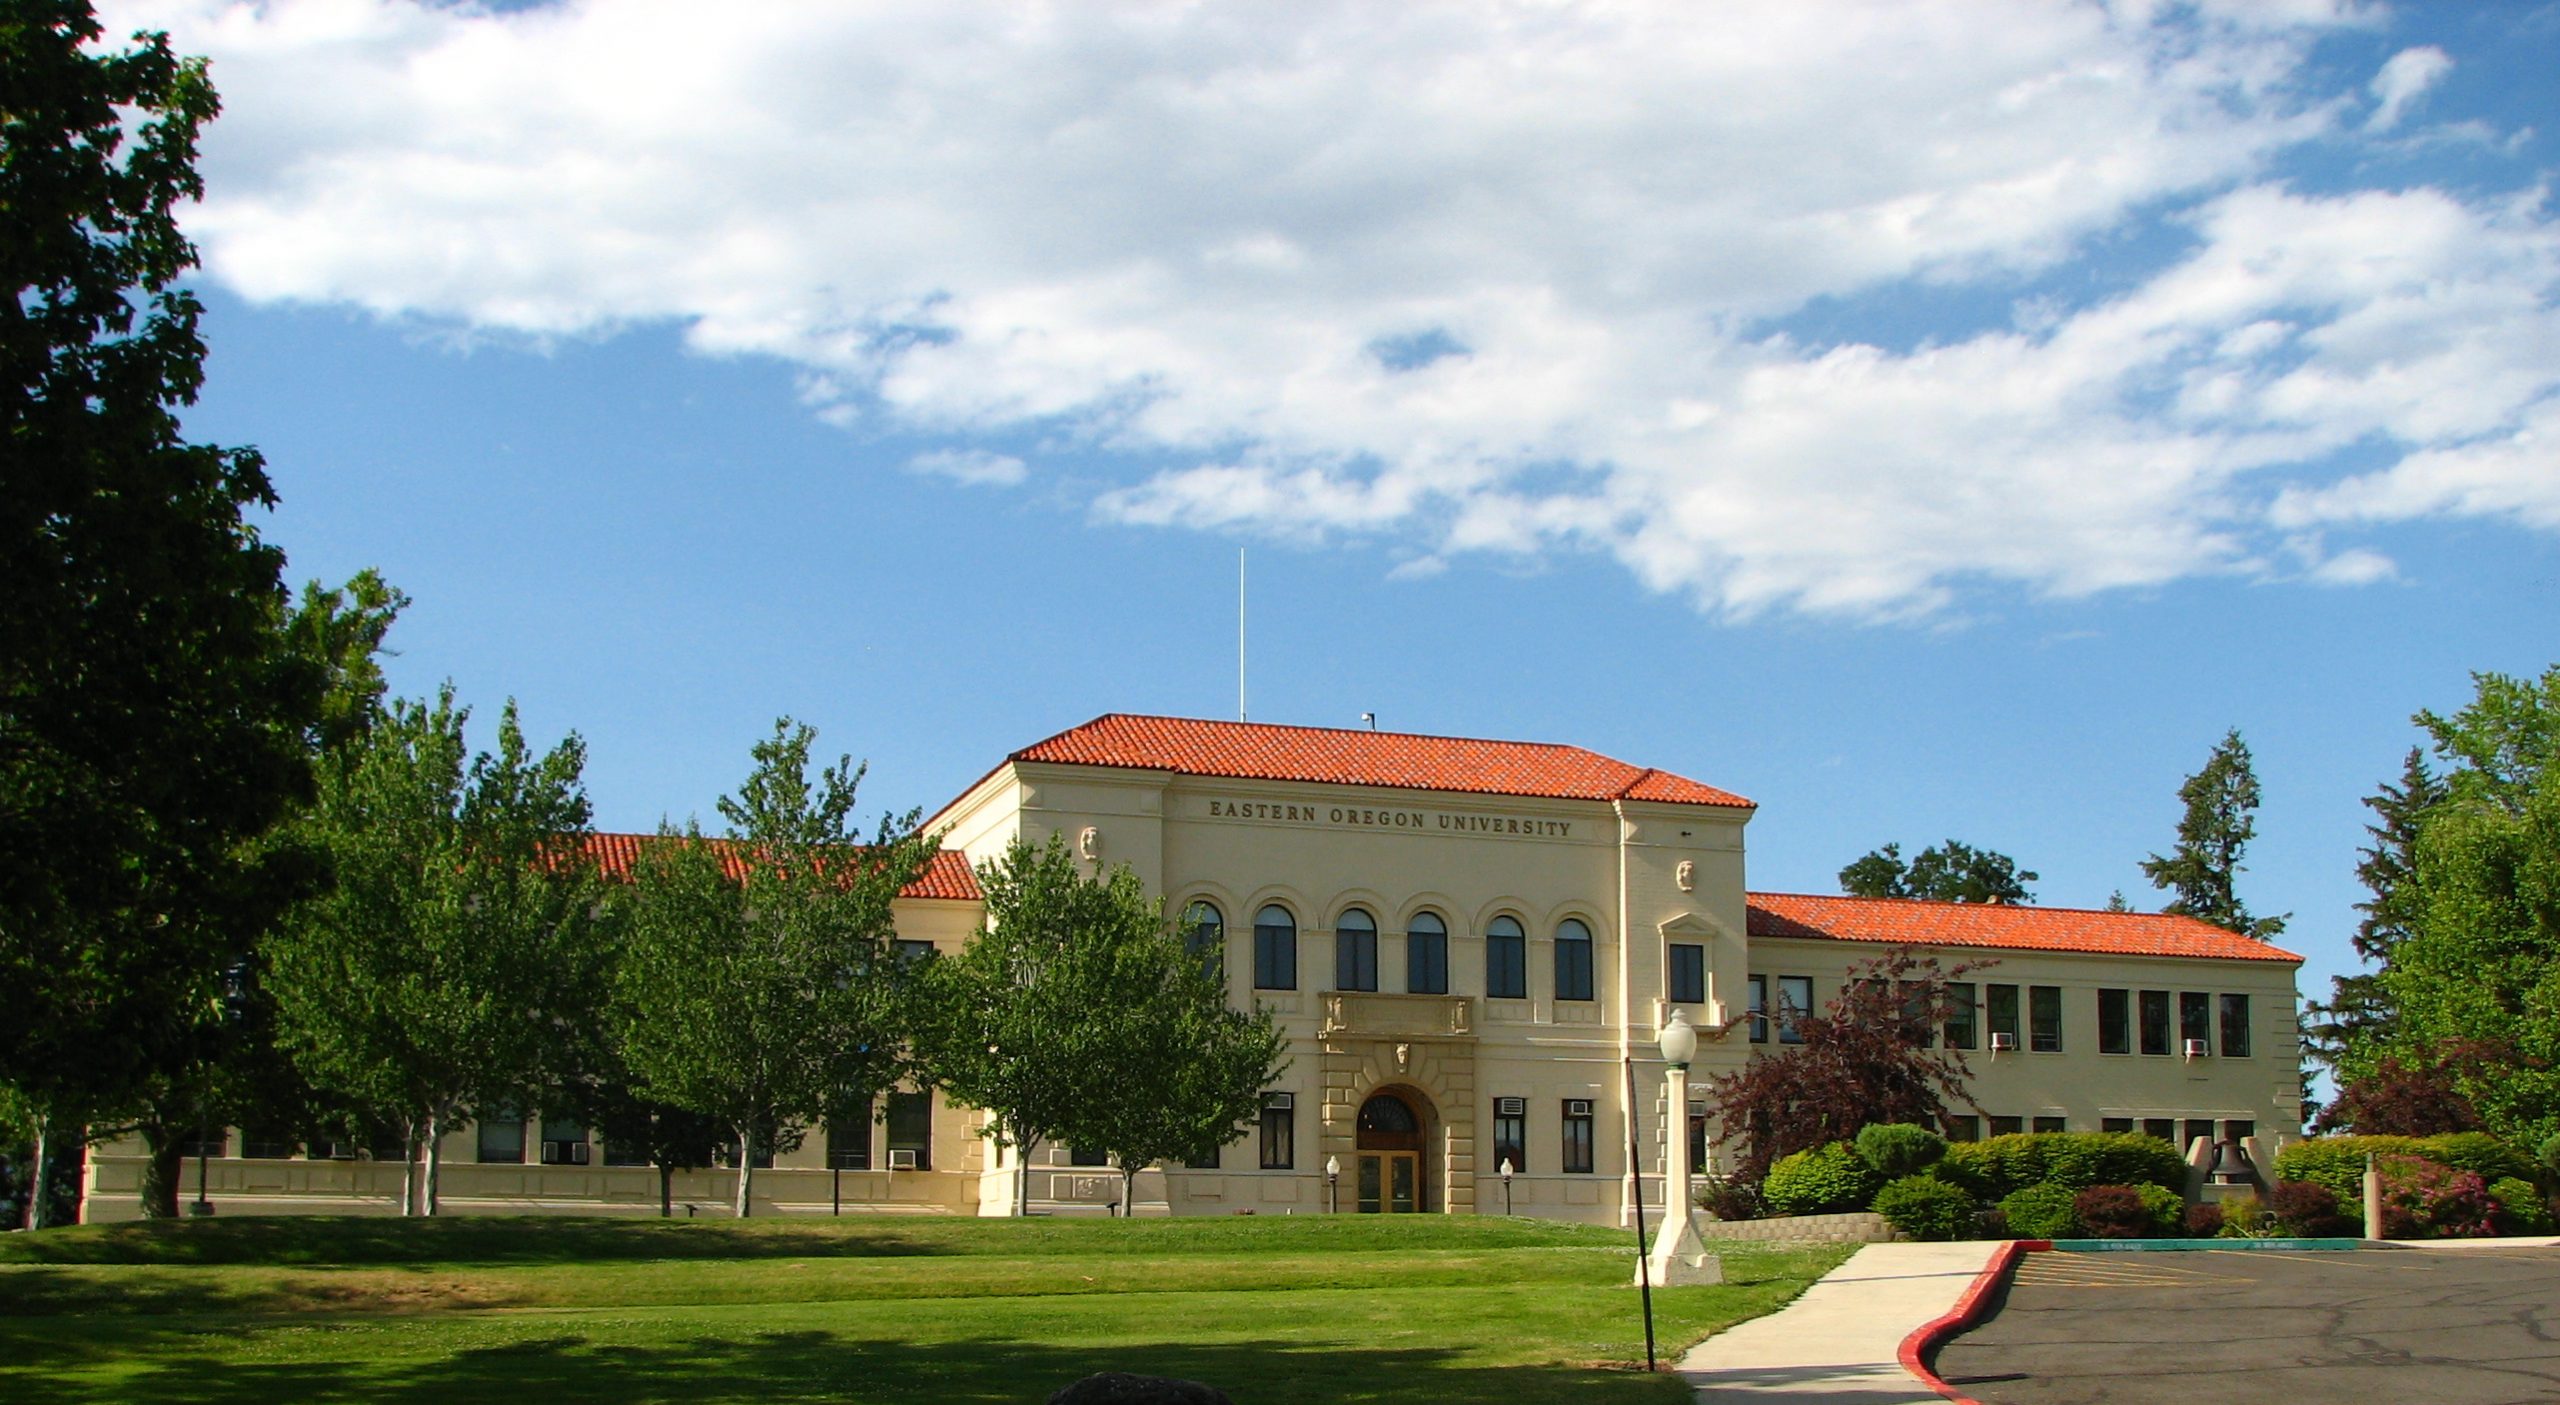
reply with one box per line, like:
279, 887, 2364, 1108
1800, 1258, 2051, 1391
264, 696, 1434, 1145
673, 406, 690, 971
1668, 944, 1706, 1005
1485, 916, 1528, 999
1943, 981, 1978, 1050
2029, 986, 2062, 1052
1335, 908, 1378, 992
1259, 1093, 1294, 1169
1254, 905, 1298, 991
1553, 918, 1594, 1002
2098, 989, 2131, 1054
2218, 993, 2253, 1057
2139, 990, 2172, 1055
1407, 912, 1449, 994
1560, 1100, 1595, 1174
1777, 976, 1812, 1044
1746, 974, 1769, 1043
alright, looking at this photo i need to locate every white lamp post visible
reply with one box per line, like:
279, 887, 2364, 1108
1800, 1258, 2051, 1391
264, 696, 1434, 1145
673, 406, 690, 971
1325, 1154, 1340, 1214
1638, 1008, 1722, 1286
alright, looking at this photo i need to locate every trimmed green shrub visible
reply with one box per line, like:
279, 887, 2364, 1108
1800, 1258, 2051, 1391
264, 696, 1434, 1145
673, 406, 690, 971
2135, 1183, 2184, 1235
2376, 1155, 2498, 1239
1931, 1133, 2184, 1200
1998, 1183, 2081, 1239
2216, 1193, 2281, 1238
2276, 1134, 2537, 1203
2539, 1133, 2560, 1182
1855, 1123, 1947, 1179
2419, 1132, 2540, 1187
2267, 1179, 2357, 1237
1873, 1174, 1976, 1242
1762, 1142, 1882, 1217
2488, 1177, 2555, 1235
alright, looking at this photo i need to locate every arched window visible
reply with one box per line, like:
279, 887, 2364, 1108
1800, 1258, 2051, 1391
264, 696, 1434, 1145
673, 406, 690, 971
1406, 911, 1449, 994
1335, 907, 1378, 992
1253, 904, 1298, 991
1185, 900, 1225, 979
1485, 915, 1527, 999
1554, 917, 1594, 1002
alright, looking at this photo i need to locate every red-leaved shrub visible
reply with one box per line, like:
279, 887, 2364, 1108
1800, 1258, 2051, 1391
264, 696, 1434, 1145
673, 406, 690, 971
2375, 1155, 2498, 1239
2072, 1185, 2153, 1238
2267, 1179, 2356, 1237
2184, 1202, 2225, 1237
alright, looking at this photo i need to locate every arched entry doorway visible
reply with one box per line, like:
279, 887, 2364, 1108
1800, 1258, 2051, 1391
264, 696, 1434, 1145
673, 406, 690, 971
1355, 1091, 1430, 1213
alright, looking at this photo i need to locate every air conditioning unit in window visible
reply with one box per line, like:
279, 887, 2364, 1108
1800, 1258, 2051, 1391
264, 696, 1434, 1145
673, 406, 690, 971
1565, 1099, 1594, 1117
1495, 1097, 1526, 1117
1264, 1092, 1294, 1111
540, 1140, 590, 1166
1988, 1032, 2018, 1051
887, 1148, 920, 1170
2184, 1038, 2210, 1059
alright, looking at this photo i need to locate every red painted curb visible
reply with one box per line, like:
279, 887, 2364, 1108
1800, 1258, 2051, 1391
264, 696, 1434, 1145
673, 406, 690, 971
1897, 1241, 2047, 1403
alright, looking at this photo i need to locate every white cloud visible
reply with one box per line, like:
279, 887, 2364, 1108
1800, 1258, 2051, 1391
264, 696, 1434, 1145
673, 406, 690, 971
2367, 45, 2454, 133
107, 0, 2560, 620
905, 449, 1027, 488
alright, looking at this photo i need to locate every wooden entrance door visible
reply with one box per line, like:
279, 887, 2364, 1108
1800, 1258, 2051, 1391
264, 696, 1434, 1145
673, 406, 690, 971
1357, 1151, 1420, 1213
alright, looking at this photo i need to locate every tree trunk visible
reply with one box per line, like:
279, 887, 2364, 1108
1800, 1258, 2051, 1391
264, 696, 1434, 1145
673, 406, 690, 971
1119, 1165, 1137, 1218
733, 1129, 754, 1218
423, 1109, 443, 1217
27, 1116, 53, 1230
658, 1161, 674, 1218
136, 1120, 184, 1220
1014, 1131, 1036, 1217
400, 1122, 421, 1217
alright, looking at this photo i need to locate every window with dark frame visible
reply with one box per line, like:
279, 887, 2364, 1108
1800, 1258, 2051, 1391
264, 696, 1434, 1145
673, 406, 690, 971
2179, 991, 2211, 1052
1186, 901, 1225, 979
1746, 973, 1769, 1043
178, 1128, 229, 1159
1070, 1145, 1109, 1167
828, 1094, 873, 1170
1493, 1099, 1527, 1174
2181, 1118, 2214, 1151
2142, 1117, 2177, 1144
1186, 1144, 1220, 1170
2029, 985, 2062, 1053
2139, 989, 2172, 1055
1777, 975, 1812, 1044
1942, 1113, 1981, 1142
2031, 1115, 2066, 1134
1407, 911, 1449, 994
1560, 1100, 1595, 1173
476, 1114, 525, 1165
1944, 981, 1977, 1050
1897, 980, 1936, 1048
893, 938, 936, 967
1989, 1115, 2024, 1136
1486, 915, 1528, 998
1668, 943, 1706, 1005
1254, 904, 1298, 990
2219, 993, 2252, 1057
887, 1090, 932, 1171
1986, 984, 2020, 1047
1554, 918, 1595, 1002
2102, 1117, 2134, 1134
240, 1129, 295, 1160
539, 1117, 590, 1166
1335, 907, 1379, 992
2224, 1118, 2256, 1145
2098, 988, 2131, 1054
1259, 1093, 1294, 1169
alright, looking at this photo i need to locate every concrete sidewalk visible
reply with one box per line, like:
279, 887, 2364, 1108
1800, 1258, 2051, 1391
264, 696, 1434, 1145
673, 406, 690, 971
1678, 1241, 2001, 1403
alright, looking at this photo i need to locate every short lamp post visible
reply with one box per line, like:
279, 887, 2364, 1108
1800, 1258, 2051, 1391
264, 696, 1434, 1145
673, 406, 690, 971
1638, 1009, 1721, 1288
1499, 1158, 1514, 1216
1325, 1154, 1341, 1214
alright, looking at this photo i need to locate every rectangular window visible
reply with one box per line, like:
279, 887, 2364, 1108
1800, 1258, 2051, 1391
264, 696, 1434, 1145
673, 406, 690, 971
2219, 993, 2252, 1058
887, 1090, 932, 1171
2032, 1116, 2067, 1134
1254, 915, 1296, 991
1493, 1100, 1527, 1175
2098, 989, 2130, 1055
1486, 926, 1527, 999
1688, 1100, 1709, 1172
2224, 1119, 2256, 1145
1668, 944, 1706, 1005
1746, 974, 1769, 1044
1986, 984, 2020, 1047
2142, 1117, 2177, 1144
1185, 1146, 1220, 1170
1777, 976, 1813, 1045
178, 1129, 228, 1159
1989, 1115, 2024, 1137
2180, 992, 2211, 1053
1942, 1114, 1980, 1142
1554, 928, 1594, 1002
828, 1094, 873, 1170
1259, 1094, 1294, 1170
539, 1117, 590, 1166
1335, 926, 1378, 992
240, 1129, 295, 1160
1070, 1145, 1109, 1167
1560, 1101, 1595, 1174
893, 938, 936, 966
2029, 986, 2062, 1053
1944, 981, 1978, 1050
1897, 981, 1935, 1048
1407, 924, 1448, 995
2139, 990, 2172, 1055
2182, 1118, 2215, 1151
476, 1115, 525, 1165
2101, 1117, 2134, 1134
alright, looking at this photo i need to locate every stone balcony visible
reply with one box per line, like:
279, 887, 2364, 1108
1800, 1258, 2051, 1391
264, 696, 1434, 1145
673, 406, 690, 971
1316, 990, 1478, 1041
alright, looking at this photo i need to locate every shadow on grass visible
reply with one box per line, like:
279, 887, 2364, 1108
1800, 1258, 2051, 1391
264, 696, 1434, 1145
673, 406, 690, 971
11, 1329, 1700, 1405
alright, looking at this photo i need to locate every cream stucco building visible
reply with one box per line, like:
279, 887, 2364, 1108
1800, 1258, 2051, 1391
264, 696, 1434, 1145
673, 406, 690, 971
81, 714, 2303, 1224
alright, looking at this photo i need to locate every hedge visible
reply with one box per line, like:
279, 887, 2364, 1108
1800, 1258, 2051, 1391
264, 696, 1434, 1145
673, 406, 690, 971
1934, 1132, 2185, 1200
1872, 1174, 1975, 1242
1763, 1142, 1881, 1216
1854, 1123, 1947, 1179
1999, 1182, 2081, 1239
2274, 1134, 2540, 1203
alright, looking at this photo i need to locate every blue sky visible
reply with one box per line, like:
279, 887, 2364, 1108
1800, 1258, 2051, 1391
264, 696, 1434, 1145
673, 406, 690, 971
116, 0, 2557, 1059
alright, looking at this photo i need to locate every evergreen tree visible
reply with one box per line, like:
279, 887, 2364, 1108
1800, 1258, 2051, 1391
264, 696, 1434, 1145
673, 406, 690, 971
2140, 729, 2287, 939
2305, 747, 2443, 1083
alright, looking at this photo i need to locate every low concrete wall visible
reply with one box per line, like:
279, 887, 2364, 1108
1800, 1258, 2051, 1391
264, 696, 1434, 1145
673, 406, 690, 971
1697, 1210, 1899, 1244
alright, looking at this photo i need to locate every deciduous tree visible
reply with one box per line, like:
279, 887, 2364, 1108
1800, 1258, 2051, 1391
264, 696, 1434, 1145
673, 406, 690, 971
1840, 840, 2037, 904
609, 721, 934, 1217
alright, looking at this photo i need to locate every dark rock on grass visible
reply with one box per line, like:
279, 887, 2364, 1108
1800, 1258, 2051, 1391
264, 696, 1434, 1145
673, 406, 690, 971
1047, 1371, 1234, 1404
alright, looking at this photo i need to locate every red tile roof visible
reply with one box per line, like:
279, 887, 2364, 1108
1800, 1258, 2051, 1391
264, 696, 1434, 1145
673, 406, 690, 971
985, 714, 1752, 810
1746, 892, 2300, 964
581, 832, 980, 901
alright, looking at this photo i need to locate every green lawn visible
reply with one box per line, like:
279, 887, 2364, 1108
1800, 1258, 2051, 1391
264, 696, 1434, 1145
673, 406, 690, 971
0, 1214, 1851, 1404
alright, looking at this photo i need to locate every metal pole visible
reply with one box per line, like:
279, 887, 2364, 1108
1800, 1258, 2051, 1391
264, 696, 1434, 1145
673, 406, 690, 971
1624, 1053, 1656, 1372
833, 1163, 842, 1217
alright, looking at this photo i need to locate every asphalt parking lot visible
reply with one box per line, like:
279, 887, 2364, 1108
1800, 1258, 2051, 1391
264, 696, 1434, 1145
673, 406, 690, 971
1932, 1245, 2560, 1405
